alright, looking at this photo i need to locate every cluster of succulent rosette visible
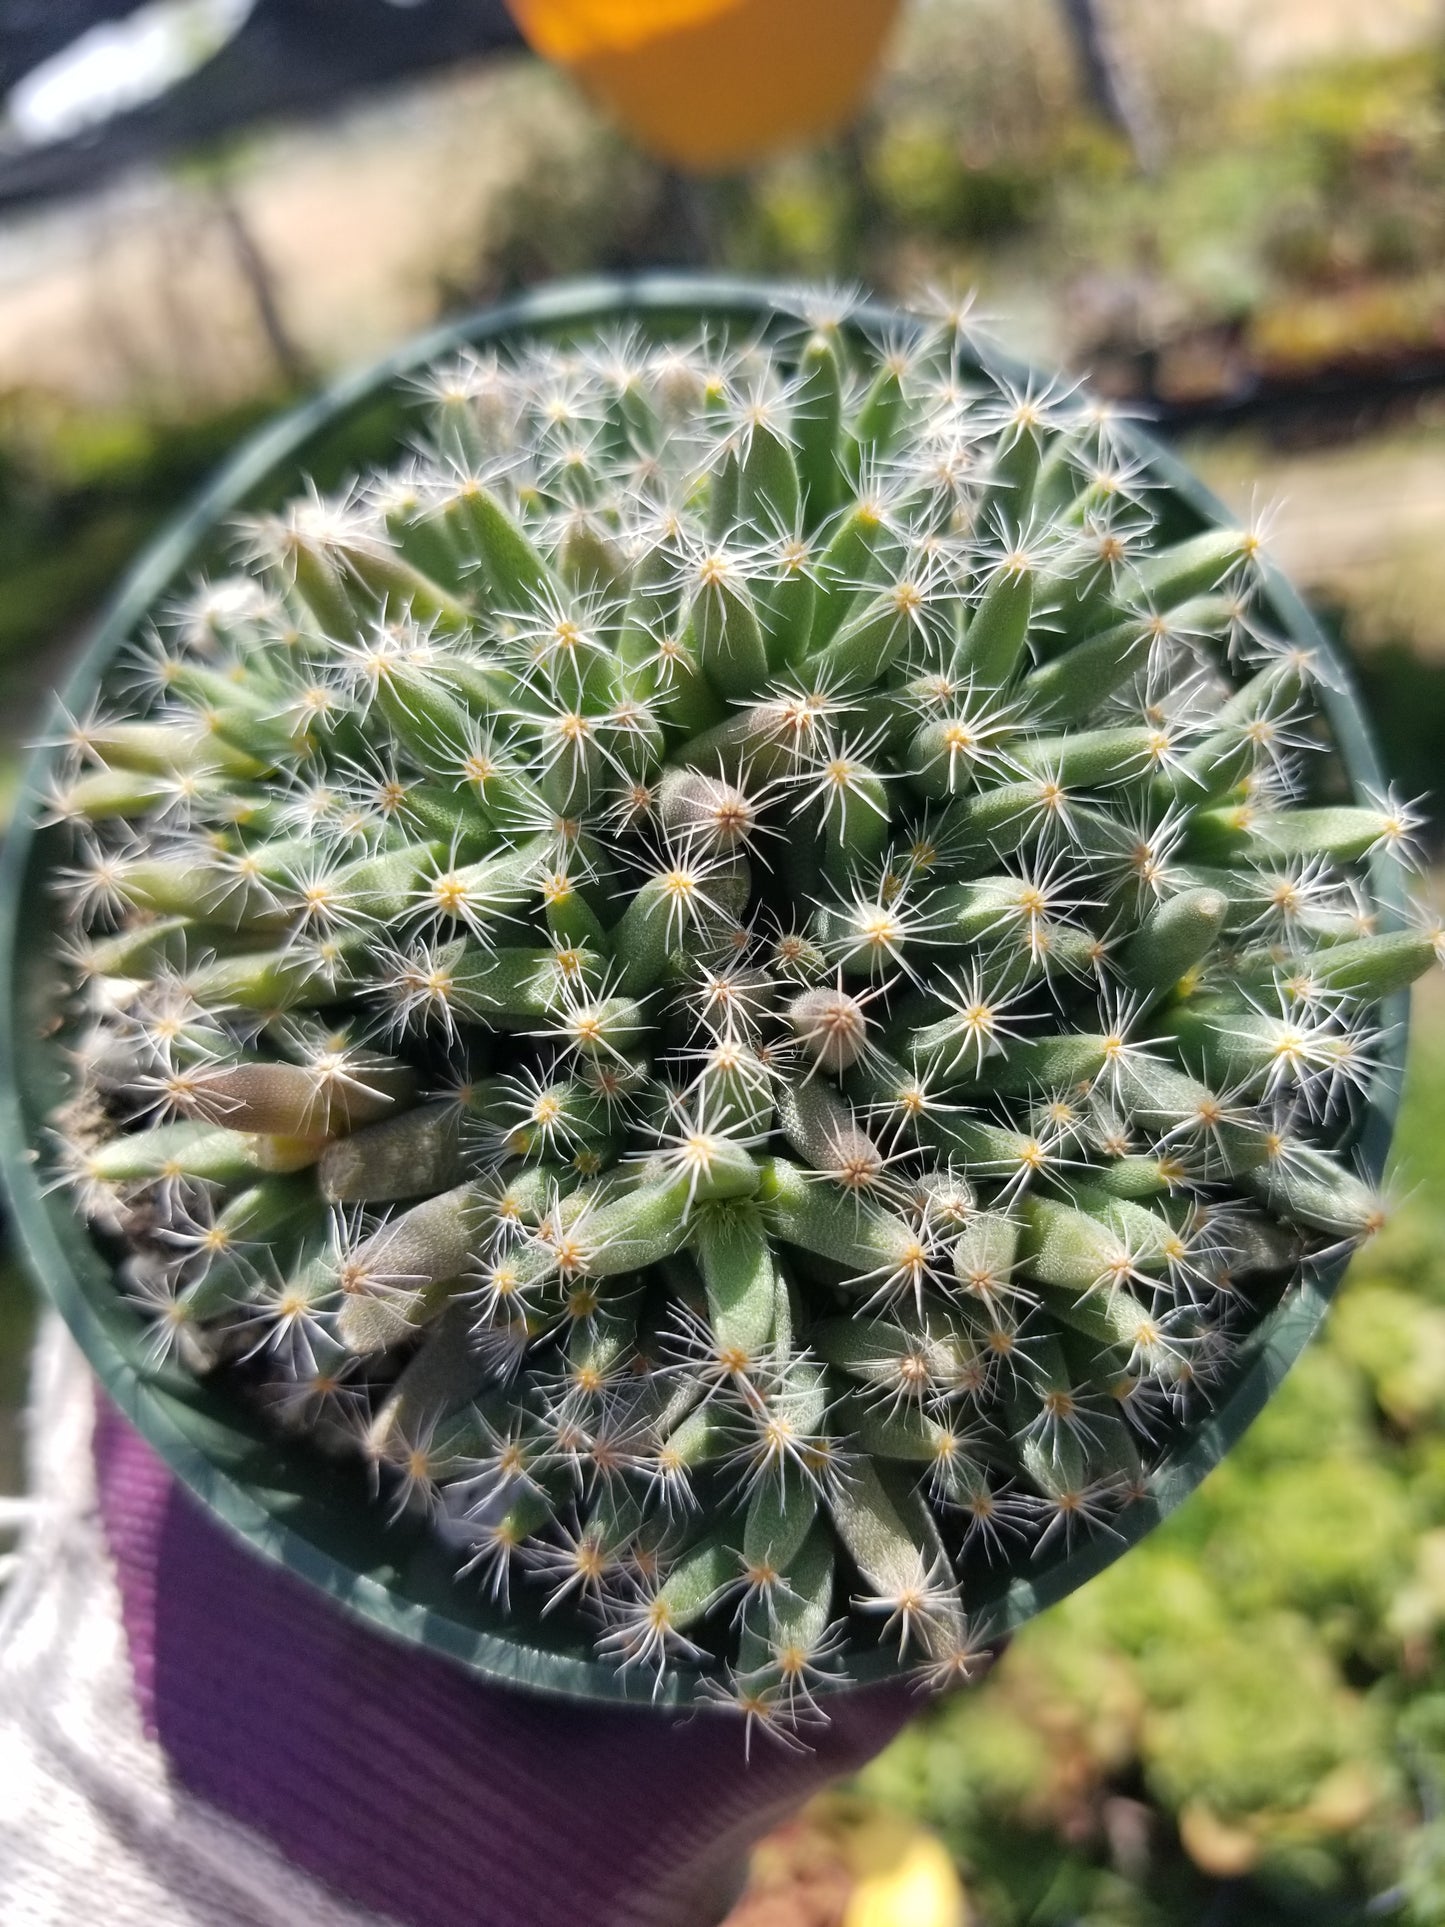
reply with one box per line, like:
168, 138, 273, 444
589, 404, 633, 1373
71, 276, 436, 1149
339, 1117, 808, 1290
45, 295, 1438, 1746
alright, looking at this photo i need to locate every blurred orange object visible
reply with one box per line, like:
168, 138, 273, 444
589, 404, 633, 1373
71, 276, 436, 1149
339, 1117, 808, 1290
504, 0, 904, 170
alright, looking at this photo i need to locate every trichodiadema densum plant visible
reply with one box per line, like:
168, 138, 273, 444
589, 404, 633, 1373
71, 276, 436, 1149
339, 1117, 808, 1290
43, 292, 1440, 1749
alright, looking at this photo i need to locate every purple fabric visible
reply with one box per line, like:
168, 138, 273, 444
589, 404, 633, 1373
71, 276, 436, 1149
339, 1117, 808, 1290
93, 1398, 921, 1927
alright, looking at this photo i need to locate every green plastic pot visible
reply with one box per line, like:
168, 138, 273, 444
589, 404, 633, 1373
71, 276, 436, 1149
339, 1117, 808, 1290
0, 273, 1410, 1707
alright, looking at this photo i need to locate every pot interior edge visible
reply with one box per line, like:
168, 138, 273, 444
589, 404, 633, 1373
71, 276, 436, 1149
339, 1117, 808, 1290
0, 273, 1410, 1703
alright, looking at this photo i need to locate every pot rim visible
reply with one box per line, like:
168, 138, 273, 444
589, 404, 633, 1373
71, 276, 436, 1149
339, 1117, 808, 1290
0, 271, 1410, 1707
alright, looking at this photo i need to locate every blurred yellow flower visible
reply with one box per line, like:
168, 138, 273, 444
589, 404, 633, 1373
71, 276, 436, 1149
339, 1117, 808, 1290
505, 0, 903, 169
841, 1804, 969, 1927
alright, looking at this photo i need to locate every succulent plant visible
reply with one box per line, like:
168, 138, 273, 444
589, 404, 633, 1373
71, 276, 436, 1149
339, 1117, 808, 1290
44, 293, 1438, 1744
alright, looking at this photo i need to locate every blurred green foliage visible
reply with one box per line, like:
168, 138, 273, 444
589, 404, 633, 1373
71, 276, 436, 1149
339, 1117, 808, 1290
0, 393, 286, 794
692, 12, 1445, 398
862, 993, 1445, 1924
1348, 639, 1445, 846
